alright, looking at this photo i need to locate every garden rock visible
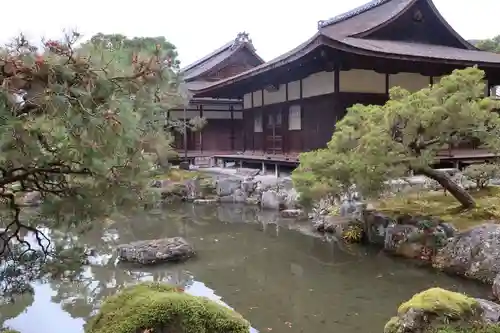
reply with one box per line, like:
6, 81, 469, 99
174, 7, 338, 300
384, 288, 497, 333
364, 212, 393, 246
117, 237, 195, 265
216, 178, 241, 196
280, 209, 305, 219
433, 223, 500, 283
261, 190, 281, 210
493, 274, 500, 301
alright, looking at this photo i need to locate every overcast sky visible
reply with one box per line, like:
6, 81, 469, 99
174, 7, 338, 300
1, 0, 498, 67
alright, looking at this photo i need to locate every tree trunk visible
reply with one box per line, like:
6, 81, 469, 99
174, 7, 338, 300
416, 167, 476, 208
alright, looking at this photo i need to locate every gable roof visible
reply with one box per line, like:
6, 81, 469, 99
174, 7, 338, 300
317, 0, 475, 50
180, 32, 264, 82
193, 0, 500, 96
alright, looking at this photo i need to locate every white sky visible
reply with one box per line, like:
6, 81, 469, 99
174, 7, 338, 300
0, 0, 498, 67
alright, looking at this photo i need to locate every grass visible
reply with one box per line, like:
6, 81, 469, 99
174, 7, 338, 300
373, 187, 500, 230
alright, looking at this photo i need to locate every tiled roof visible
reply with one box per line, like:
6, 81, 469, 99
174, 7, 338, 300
340, 37, 500, 63
319, 0, 413, 37
317, 0, 391, 29
193, 0, 500, 96
180, 32, 264, 82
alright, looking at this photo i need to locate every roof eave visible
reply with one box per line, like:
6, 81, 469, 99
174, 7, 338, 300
322, 36, 500, 67
194, 33, 323, 96
184, 43, 265, 82
350, 0, 418, 38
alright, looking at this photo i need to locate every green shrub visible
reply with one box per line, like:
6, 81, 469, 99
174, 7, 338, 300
463, 163, 500, 189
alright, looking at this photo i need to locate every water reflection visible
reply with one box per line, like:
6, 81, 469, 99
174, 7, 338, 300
0, 204, 491, 333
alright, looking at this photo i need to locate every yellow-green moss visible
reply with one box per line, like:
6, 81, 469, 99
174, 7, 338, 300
433, 325, 500, 333
154, 169, 207, 182
1, 329, 21, 333
373, 187, 500, 230
384, 316, 401, 333
85, 282, 249, 333
398, 288, 479, 319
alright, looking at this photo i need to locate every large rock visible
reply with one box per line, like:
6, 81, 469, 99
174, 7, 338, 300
117, 237, 195, 265
384, 288, 499, 333
433, 223, 500, 283
261, 190, 281, 210
382, 215, 452, 261
216, 178, 241, 196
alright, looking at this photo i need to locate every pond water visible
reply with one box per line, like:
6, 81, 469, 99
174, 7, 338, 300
0, 203, 490, 333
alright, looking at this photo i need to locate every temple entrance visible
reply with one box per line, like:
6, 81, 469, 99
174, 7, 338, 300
264, 108, 283, 154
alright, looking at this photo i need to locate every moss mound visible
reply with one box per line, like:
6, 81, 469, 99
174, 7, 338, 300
398, 288, 479, 318
85, 282, 250, 333
385, 288, 483, 333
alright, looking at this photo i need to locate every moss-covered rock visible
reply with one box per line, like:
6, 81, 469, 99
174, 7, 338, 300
432, 325, 500, 333
384, 288, 483, 333
398, 288, 479, 318
85, 282, 250, 333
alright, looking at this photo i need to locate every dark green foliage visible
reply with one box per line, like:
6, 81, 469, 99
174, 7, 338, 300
293, 67, 500, 207
473, 35, 500, 53
0, 32, 181, 296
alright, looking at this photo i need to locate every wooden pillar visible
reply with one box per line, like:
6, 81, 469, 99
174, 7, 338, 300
299, 79, 304, 151
261, 89, 266, 154
230, 105, 235, 151
199, 105, 204, 152
251, 92, 255, 151
385, 73, 390, 95
284, 82, 289, 154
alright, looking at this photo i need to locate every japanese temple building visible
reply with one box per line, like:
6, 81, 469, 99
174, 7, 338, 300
190, 0, 500, 167
170, 33, 264, 153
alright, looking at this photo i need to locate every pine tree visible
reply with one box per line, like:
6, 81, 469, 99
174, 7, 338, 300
0, 32, 181, 294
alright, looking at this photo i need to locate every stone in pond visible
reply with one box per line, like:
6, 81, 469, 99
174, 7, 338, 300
117, 237, 195, 265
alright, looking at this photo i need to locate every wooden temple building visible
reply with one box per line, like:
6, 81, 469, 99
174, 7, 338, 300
170, 32, 264, 154
186, 0, 500, 168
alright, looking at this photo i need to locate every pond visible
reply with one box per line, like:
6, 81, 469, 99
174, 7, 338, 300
1, 203, 490, 333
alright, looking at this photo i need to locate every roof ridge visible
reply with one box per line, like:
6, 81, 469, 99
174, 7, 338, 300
317, 0, 392, 29
180, 32, 256, 73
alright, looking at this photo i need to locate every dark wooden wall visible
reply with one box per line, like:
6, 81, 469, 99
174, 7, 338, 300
172, 118, 244, 152
242, 92, 388, 154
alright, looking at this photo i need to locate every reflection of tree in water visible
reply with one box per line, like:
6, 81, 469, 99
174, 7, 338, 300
0, 208, 204, 323
46, 212, 196, 320
0, 226, 87, 326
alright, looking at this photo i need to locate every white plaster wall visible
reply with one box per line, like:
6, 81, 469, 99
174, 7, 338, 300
302, 71, 335, 98
389, 73, 430, 92
243, 93, 252, 109
253, 90, 263, 107
288, 80, 301, 100
263, 84, 287, 105
339, 69, 386, 93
